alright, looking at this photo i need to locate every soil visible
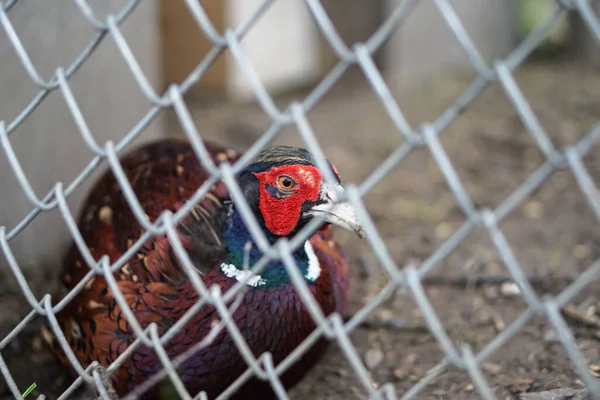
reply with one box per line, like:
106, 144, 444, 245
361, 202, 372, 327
2, 59, 600, 400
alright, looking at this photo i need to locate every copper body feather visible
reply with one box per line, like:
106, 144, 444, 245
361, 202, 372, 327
43, 139, 351, 399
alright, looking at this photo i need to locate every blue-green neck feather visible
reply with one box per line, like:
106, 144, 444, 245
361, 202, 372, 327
222, 209, 312, 287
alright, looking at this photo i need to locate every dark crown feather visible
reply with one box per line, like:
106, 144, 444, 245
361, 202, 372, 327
248, 146, 316, 170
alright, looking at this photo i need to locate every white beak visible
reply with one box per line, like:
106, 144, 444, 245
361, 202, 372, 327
306, 183, 365, 239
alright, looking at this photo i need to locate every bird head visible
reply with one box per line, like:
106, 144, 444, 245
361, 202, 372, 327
237, 146, 365, 239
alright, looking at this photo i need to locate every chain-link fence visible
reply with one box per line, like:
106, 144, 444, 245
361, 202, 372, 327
1, 0, 600, 399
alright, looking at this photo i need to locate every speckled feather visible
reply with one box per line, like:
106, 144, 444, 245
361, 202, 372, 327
43, 138, 351, 399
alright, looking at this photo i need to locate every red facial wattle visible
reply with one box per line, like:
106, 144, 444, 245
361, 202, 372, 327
253, 164, 322, 236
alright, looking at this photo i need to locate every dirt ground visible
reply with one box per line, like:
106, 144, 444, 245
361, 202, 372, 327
2, 58, 600, 400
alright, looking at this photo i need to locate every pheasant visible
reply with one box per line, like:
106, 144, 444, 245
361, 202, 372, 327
42, 138, 364, 399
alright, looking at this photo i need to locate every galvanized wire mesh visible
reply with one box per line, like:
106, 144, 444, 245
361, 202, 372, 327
1, 0, 600, 399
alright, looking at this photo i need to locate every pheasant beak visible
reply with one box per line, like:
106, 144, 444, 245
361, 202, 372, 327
307, 183, 366, 239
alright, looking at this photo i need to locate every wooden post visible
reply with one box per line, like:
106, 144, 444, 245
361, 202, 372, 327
160, 0, 227, 99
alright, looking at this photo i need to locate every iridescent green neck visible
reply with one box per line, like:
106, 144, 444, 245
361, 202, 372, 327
220, 210, 320, 288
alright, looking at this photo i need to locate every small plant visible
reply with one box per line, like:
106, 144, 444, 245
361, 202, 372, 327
21, 382, 36, 398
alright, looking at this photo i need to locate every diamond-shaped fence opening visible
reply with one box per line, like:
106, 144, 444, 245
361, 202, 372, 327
1, 0, 600, 399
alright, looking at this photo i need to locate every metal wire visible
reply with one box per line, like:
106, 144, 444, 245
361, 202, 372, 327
0, 1, 599, 399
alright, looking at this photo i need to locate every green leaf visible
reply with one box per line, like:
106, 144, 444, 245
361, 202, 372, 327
21, 382, 36, 398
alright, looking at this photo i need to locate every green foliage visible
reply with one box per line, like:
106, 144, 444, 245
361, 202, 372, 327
516, 0, 571, 49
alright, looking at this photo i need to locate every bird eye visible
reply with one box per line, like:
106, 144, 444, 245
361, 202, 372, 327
277, 175, 295, 189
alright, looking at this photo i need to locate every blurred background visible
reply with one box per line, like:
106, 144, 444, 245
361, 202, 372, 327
2, 1, 600, 399
2, 0, 594, 282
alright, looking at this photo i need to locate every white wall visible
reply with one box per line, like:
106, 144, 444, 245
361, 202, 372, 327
225, 0, 321, 101
0, 1, 165, 273
224, 0, 517, 99
384, 0, 516, 86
